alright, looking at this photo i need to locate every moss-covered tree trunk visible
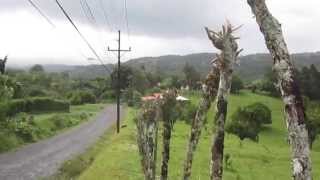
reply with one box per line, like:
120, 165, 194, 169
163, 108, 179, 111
205, 23, 242, 180
183, 66, 220, 180
160, 90, 177, 180
136, 101, 160, 180
247, 1, 312, 179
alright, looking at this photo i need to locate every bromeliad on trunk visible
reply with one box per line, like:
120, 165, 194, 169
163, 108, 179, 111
205, 21, 242, 180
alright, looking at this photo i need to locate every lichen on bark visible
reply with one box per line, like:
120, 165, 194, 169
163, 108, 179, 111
182, 65, 220, 180
246, 0, 312, 179
136, 101, 160, 180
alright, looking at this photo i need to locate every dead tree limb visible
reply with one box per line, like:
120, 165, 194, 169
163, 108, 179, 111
160, 90, 177, 180
246, 1, 312, 179
205, 22, 242, 180
0, 55, 8, 75
182, 65, 220, 180
136, 101, 160, 180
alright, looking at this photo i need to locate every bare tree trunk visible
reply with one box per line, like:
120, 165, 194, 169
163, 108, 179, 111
0, 55, 8, 75
247, 1, 312, 179
183, 66, 220, 180
205, 23, 242, 180
160, 90, 177, 180
136, 101, 160, 180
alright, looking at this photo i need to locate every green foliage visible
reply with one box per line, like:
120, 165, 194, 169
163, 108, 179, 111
100, 90, 116, 100
246, 103, 272, 124
297, 64, 320, 100
3, 98, 70, 117
227, 102, 272, 141
70, 91, 96, 105
183, 62, 201, 89
0, 75, 14, 101
111, 65, 133, 91
175, 102, 197, 124
305, 101, 320, 148
0, 131, 20, 152
231, 75, 244, 94
29, 64, 45, 73
123, 88, 142, 107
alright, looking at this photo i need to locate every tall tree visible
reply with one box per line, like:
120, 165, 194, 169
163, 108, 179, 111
160, 90, 177, 180
183, 65, 220, 180
205, 22, 242, 180
247, 0, 312, 179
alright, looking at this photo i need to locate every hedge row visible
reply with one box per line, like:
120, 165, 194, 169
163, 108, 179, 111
0, 97, 70, 117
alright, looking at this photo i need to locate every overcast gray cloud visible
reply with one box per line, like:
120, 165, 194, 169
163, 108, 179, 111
0, 0, 319, 65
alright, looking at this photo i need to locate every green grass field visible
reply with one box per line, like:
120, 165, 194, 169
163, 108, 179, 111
64, 92, 320, 180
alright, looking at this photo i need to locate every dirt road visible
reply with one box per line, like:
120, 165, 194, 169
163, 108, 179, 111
0, 104, 123, 180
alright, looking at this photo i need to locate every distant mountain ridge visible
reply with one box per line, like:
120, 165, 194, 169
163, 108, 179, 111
14, 52, 320, 81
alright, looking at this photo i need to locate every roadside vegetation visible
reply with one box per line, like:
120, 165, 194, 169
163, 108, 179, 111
0, 65, 109, 153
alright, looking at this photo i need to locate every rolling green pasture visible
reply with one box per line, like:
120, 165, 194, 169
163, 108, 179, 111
63, 92, 320, 180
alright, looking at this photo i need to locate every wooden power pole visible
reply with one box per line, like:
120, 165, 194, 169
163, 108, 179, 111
108, 30, 131, 133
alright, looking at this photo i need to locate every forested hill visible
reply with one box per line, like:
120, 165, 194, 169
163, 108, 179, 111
33, 52, 320, 80
125, 52, 320, 81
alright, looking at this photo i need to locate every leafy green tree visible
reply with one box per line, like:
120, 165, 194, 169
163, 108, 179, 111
230, 75, 244, 94
226, 102, 272, 141
183, 63, 200, 89
29, 64, 45, 73
111, 65, 133, 91
305, 101, 320, 148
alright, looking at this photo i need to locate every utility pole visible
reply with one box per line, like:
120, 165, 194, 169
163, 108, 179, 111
108, 30, 131, 133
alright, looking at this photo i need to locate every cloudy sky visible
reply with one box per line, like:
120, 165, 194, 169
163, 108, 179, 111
0, 0, 319, 66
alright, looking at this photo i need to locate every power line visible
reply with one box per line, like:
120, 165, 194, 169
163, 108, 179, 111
54, 0, 111, 73
99, 0, 114, 32
123, 0, 131, 42
81, 0, 97, 26
26, 0, 55, 28
80, 0, 94, 26
26, 0, 91, 63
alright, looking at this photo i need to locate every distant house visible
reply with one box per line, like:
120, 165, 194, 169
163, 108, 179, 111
141, 93, 189, 102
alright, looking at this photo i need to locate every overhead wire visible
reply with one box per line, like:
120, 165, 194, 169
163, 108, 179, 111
123, 0, 131, 43
26, 0, 55, 28
54, 0, 112, 73
99, 0, 114, 33
26, 0, 94, 64
79, 0, 114, 64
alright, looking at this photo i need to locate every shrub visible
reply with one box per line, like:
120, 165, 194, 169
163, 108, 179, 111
3, 98, 70, 117
100, 90, 116, 100
123, 89, 142, 107
231, 75, 244, 94
177, 102, 197, 124
0, 132, 20, 153
226, 102, 272, 141
245, 102, 272, 124
70, 91, 96, 105
6, 113, 38, 142
50, 115, 72, 129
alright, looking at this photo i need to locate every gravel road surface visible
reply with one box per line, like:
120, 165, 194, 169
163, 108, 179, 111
0, 104, 123, 180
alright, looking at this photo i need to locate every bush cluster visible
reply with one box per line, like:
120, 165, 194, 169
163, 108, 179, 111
226, 102, 272, 142
0, 98, 70, 117
69, 91, 96, 105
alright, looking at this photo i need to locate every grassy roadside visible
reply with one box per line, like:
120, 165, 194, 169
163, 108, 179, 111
51, 107, 137, 180
0, 104, 105, 153
57, 92, 320, 180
